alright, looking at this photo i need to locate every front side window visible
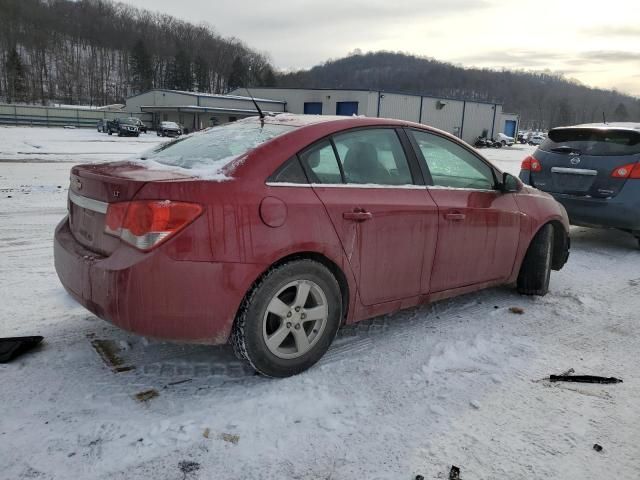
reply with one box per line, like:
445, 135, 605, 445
332, 129, 414, 185
409, 130, 495, 190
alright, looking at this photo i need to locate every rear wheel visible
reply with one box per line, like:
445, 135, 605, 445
517, 224, 554, 296
231, 260, 342, 377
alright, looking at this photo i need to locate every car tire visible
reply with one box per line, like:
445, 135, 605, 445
108, 130, 112, 135
231, 260, 342, 377
517, 224, 554, 296
501, 140, 506, 146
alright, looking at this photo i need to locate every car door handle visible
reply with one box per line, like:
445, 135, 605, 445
343, 210, 373, 222
444, 212, 466, 221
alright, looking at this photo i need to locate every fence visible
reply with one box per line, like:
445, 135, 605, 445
0, 104, 153, 129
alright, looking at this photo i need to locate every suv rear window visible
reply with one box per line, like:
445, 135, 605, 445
541, 128, 640, 156
144, 120, 294, 169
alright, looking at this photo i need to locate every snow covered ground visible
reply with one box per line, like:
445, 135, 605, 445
1, 127, 639, 480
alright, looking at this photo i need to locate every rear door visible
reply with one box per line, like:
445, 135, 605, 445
300, 128, 439, 305
530, 127, 640, 198
406, 129, 521, 292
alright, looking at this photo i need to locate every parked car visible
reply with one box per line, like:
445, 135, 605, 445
127, 117, 147, 133
497, 133, 515, 146
107, 118, 140, 137
97, 119, 109, 133
54, 115, 570, 377
529, 134, 545, 145
519, 123, 640, 246
157, 121, 182, 137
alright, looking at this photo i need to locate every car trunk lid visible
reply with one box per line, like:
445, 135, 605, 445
530, 127, 640, 198
68, 162, 191, 256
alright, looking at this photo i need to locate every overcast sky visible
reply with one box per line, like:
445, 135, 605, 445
119, 0, 640, 96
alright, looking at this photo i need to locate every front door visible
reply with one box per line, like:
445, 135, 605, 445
407, 129, 521, 292
300, 128, 439, 305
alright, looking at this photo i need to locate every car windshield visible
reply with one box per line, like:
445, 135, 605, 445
127, 118, 140, 124
162, 122, 179, 128
144, 120, 295, 170
541, 128, 640, 156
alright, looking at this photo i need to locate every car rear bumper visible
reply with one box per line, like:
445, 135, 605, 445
551, 191, 640, 231
519, 173, 640, 231
54, 217, 265, 344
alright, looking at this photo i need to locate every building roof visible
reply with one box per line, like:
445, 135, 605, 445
228, 86, 504, 107
126, 89, 286, 105
139, 105, 283, 116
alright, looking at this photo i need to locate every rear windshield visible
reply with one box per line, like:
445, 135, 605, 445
541, 128, 640, 156
143, 121, 294, 169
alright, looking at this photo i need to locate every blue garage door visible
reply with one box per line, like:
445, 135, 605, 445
504, 120, 517, 137
336, 101, 358, 116
304, 102, 323, 115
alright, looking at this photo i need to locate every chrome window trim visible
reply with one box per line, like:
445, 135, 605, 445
68, 190, 109, 214
551, 167, 598, 176
265, 182, 498, 192
265, 182, 426, 190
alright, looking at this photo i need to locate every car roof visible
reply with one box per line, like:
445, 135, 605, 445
245, 113, 448, 134
554, 122, 640, 132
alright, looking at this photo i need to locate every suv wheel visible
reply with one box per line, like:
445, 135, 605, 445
232, 260, 342, 377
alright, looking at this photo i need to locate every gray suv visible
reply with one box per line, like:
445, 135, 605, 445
519, 123, 640, 247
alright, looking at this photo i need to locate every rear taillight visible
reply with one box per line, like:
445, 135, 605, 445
521, 155, 542, 172
611, 162, 640, 179
105, 200, 203, 251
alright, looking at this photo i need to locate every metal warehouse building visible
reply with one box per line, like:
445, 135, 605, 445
123, 88, 518, 143
124, 89, 287, 132
229, 87, 519, 145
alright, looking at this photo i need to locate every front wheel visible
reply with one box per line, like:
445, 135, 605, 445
517, 224, 554, 295
231, 260, 342, 377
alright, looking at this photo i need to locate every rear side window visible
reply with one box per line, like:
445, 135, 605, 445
299, 141, 343, 184
541, 128, 640, 156
144, 121, 294, 169
268, 157, 308, 184
332, 129, 414, 185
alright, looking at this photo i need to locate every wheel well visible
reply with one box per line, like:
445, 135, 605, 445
548, 220, 569, 270
246, 252, 350, 322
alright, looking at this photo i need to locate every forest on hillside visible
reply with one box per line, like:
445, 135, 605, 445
0, 0, 275, 106
278, 52, 640, 130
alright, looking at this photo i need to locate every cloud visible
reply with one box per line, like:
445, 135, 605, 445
579, 50, 640, 63
583, 25, 640, 37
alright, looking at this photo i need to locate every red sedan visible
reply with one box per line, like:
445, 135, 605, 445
54, 114, 570, 377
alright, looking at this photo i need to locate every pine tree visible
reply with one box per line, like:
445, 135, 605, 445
129, 39, 153, 94
260, 66, 277, 87
194, 56, 210, 92
227, 56, 247, 91
172, 49, 192, 91
6, 46, 27, 103
613, 103, 629, 122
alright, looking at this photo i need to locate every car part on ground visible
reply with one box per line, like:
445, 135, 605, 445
0, 336, 44, 363
549, 375, 623, 384
54, 114, 570, 376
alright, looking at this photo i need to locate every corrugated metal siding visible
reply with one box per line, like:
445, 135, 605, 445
420, 98, 465, 138
461, 103, 497, 143
234, 88, 374, 117
378, 93, 421, 122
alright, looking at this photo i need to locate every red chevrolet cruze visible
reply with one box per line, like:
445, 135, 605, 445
54, 114, 570, 377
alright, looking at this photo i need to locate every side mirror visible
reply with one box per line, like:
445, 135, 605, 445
500, 172, 522, 193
